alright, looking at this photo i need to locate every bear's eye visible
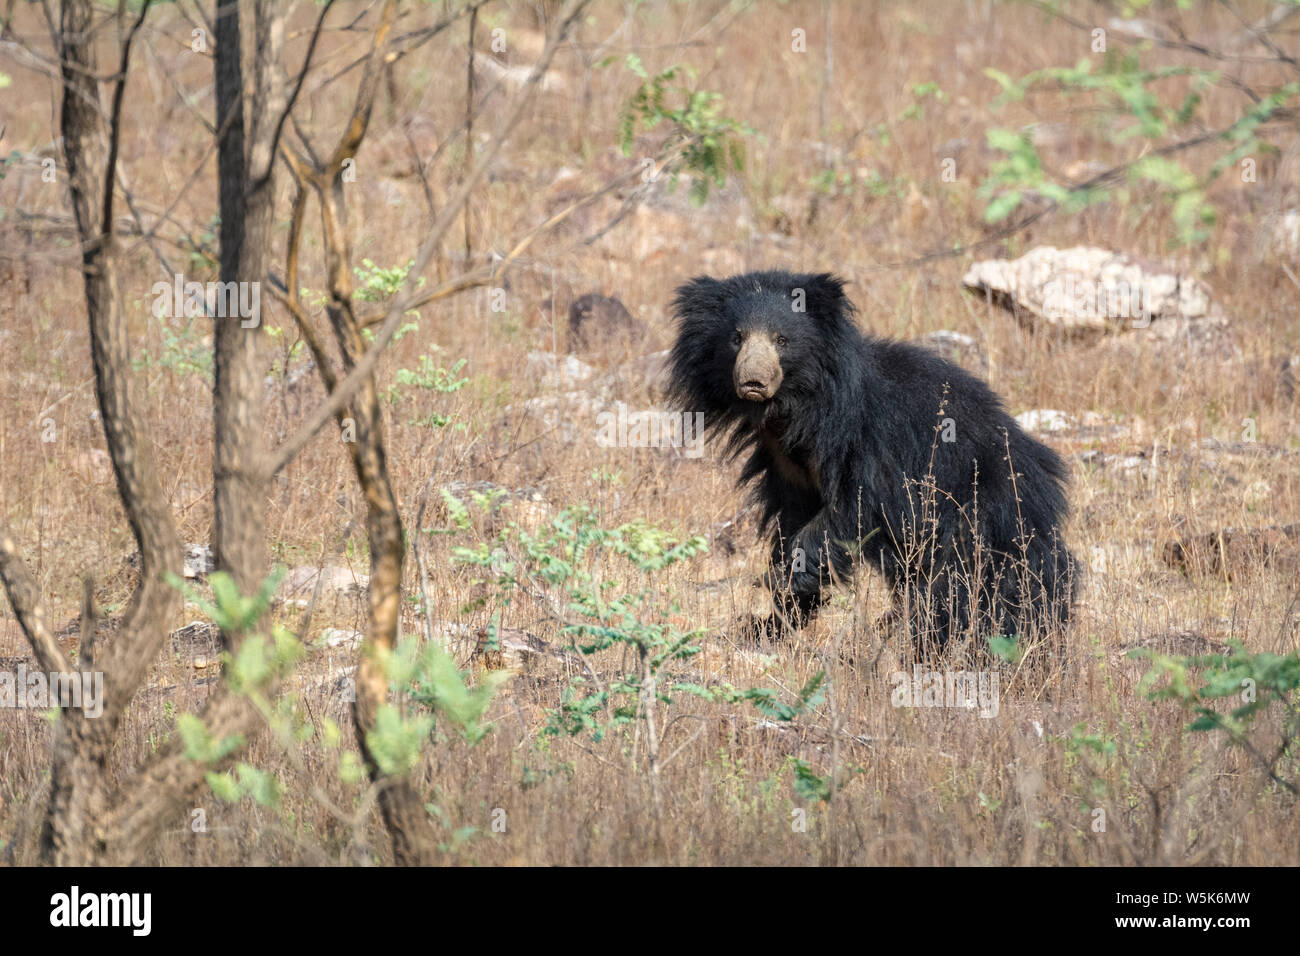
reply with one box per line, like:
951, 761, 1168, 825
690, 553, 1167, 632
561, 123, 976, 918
732, 330, 743, 346
775, 335, 788, 347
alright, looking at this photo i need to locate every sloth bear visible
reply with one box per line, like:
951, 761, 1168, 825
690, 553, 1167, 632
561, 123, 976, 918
668, 270, 1075, 652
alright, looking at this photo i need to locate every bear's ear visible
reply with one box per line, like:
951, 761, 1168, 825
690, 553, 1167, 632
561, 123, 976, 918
672, 275, 728, 318
803, 272, 854, 322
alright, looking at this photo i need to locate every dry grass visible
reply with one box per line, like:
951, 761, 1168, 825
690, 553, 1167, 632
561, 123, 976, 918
1, 0, 1298, 865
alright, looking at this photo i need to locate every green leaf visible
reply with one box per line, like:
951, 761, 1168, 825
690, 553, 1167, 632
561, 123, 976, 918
986, 128, 1029, 153
983, 68, 1020, 99
321, 717, 341, 749
989, 635, 1022, 663
230, 635, 272, 690
365, 704, 434, 776
237, 762, 280, 807
177, 713, 243, 763
983, 191, 1023, 223
797, 671, 827, 711
339, 751, 366, 784
206, 771, 241, 803
791, 758, 831, 802
670, 682, 714, 701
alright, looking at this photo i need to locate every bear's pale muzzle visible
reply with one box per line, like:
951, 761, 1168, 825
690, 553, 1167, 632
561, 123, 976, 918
734, 334, 783, 401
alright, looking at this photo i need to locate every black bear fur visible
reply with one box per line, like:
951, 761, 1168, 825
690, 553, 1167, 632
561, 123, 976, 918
668, 270, 1075, 651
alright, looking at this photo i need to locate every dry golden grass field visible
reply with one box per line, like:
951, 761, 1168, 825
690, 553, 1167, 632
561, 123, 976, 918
0, 0, 1298, 866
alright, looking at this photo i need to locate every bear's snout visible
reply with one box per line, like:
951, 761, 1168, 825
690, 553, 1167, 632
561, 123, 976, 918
734, 334, 783, 401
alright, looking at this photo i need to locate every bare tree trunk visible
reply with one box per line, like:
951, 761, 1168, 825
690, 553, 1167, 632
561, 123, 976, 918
310, 1, 439, 863
213, 0, 283, 617
39, 0, 182, 864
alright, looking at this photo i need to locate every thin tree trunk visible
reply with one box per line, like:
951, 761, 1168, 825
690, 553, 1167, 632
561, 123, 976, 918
213, 0, 282, 617
41, 0, 182, 864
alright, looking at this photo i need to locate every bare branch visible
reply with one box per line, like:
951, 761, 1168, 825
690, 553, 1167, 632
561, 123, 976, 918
0, 531, 74, 675
263, 0, 593, 479
254, 0, 336, 192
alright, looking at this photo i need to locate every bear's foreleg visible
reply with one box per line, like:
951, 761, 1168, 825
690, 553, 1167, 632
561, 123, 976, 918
764, 507, 857, 628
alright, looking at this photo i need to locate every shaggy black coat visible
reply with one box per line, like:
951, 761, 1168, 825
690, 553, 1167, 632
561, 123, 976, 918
668, 270, 1075, 648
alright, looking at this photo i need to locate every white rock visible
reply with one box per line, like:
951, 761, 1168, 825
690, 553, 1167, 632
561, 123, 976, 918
525, 350, 596, 387
1015, 408, 1073, 433
183, 544, 215, 579
280, 565, 369, 599
963, 245, 1228, 341
1267, 209, 1300, 257
318, 628, 363, 649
